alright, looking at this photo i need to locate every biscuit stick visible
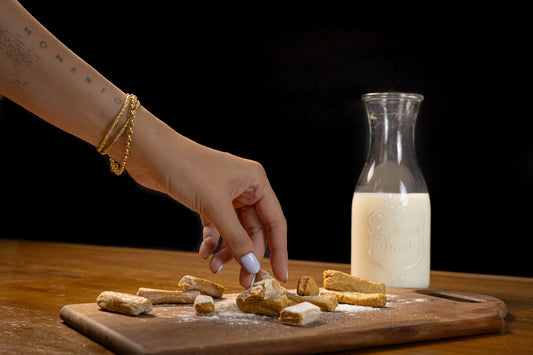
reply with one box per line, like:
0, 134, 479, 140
178, 275, 224, 298
323, 270, 386, 294
136, 288, 200, 304
286, 292, 338, 312
320, 289, 387, 308
96, 291, 152, 316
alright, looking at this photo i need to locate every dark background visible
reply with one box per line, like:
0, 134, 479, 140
1, 3, 531, 277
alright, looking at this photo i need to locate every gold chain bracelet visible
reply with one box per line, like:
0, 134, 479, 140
97, 94, 132, 155
97, 94, 140, 176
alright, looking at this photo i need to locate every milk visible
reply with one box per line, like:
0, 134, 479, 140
351, 192, 430, 287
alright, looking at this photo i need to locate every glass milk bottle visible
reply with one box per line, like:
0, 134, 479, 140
352, 92, 430, 288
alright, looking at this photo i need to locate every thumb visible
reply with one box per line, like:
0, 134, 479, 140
207, 201, 261, 277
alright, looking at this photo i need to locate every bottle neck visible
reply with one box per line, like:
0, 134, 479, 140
357, 96, 427, 194
367, 112, 417, 166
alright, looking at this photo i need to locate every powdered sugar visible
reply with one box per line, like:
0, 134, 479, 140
152, 296, 266, 326
335, 303, 384, 313
149, 292, 425, 326
388, 296, 427, 305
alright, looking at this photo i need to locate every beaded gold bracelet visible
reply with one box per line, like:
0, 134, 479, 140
97, 94, 140, 176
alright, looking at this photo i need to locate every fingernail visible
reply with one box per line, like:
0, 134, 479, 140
215, 264, 223, 274
240, 253, 260, 275
249, 274, 256, 288
285, 270, 289, 282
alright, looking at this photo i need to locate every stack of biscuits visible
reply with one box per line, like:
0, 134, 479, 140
236, 269, 387, 326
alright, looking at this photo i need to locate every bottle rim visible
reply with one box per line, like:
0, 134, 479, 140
362, 92, 424, 102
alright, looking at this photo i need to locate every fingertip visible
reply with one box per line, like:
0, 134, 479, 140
270, 250, 289, 283
198, 242, 210, 259
208, 247, 232, 274
208, 258, 221, 274
273, 267, 288, 283
239, 268, 256, 289
240, 252, 260, 275
215, 264, 223, 274
199, 226, 220, 259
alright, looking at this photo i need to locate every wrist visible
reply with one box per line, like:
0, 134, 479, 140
118, 106, 162, 173
120, 106, 190, 195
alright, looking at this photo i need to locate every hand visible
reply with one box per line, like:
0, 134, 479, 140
126, 110, 288, 288
196, 153, 288, 289
0, 0, 286, 289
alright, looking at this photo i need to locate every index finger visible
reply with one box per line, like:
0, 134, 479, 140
205, 196, 261, 285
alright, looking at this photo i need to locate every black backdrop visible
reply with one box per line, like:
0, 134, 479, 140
1, 3, 531, 277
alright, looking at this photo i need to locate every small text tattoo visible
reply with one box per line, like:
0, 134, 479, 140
1, 23, 122, 104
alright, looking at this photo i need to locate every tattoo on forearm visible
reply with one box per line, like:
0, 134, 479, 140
0, 23, 122, 106
0, 24, 39, 91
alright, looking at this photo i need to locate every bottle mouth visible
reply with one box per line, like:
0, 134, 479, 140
362, 92, 424, 102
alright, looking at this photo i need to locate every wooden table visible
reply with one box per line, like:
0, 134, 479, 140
1, 239, 531, 354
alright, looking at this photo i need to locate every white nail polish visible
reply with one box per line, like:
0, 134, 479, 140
240, 253, 260, 275
215, 264, 223, 274
249, 274, 256, 288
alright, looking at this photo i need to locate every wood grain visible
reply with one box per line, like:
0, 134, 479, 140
1, 240, 532, 354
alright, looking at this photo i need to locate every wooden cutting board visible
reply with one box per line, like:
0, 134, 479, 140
60, 288, 507, 354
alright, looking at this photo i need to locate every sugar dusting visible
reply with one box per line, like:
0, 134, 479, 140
153, 296, 266, 326
150, 292, 426, 325
335, 303, 384, 313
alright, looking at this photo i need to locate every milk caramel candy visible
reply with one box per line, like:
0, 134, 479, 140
248, 278, 284, 300
254, 269, 275, 283
178, 275, 224, 298
136, 288, 200, 304
323, 270, 386, 294
194, 295, 215, 315
236, 291, 292, 317
297, 275, 320, 296
320, 289, 387, 308
279, 302, 321, 326
286, 292, 338, 312
96, 291, 152, 316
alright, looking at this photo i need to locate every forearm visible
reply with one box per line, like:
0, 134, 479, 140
0, 1, 202, 194
0, 1, 288, 287
0, 0, 128, 155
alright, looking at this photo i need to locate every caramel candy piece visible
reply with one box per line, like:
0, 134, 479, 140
323, 270, 385, 294
178, 275, 224, 298
236, 272, 290, 317
96, 291, 152, 316
248, 278, 284, 300
320, 289, 387, 308
255, 269, 275, 282
136, 288, 200, 304
279, 302, 321, 326
194, 295, 215, 315
297, 275, 320, 296
286, 292, 338, 312
236, 291, 292, 317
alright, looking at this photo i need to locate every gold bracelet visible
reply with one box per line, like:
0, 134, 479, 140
109, 96, 140, 175
97, 94, 132, 155
105, 95, 137, 155
97, 93, 140, 176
